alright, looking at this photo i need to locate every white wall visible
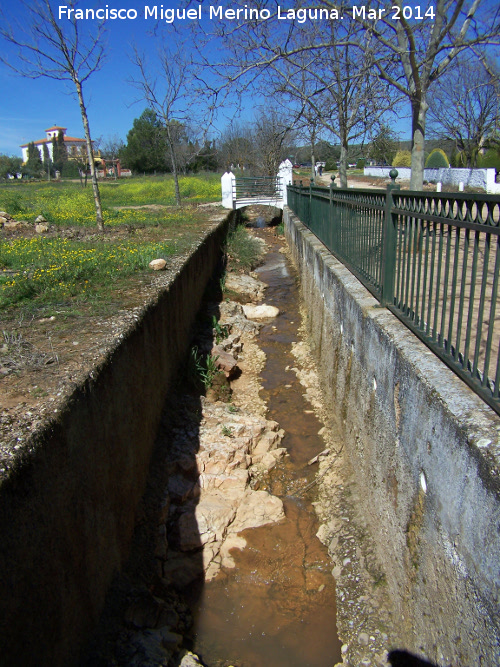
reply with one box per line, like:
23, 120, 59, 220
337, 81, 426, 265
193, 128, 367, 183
364, 166, 500, 193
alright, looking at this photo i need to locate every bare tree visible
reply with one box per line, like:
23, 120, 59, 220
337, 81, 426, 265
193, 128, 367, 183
198, 0, 499, 189
101, 135, 125, 161
368, 125, 400, 165
131, 40, 214, 206
253, 107, 295, 176
198, 2, 396, 187
352, 0, 500, 188
1, 0, 106, 231
271, 20, 396, 186
427, 55, 500, 166
216, 122, 256, 172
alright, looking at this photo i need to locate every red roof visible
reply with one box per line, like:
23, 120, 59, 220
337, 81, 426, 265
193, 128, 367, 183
20, 136, 86, 147
45, 126, 67, 132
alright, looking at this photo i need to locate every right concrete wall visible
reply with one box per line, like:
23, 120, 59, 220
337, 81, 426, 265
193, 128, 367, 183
285, 207, 500, 665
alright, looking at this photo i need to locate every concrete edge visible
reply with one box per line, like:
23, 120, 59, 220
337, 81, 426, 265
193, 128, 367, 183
284, 206, 500, 664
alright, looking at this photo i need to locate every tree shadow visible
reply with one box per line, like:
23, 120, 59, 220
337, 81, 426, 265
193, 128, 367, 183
81, 276, 227, 666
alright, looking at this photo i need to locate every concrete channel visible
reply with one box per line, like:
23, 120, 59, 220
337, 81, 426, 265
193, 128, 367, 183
0, 204, 499, 666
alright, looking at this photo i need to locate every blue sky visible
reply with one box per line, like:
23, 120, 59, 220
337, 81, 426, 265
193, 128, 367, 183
0, 1, 203, 155
1, 0, 497, 157
0, 0, 415, 157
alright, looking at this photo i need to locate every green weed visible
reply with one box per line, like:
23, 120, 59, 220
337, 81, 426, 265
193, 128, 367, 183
226, 226, 264, 271
188, 346, 222, 391
212, 315, 230, 343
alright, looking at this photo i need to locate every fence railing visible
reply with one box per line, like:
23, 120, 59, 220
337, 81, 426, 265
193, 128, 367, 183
233, 176, 282, 201
287, 176, 500, 416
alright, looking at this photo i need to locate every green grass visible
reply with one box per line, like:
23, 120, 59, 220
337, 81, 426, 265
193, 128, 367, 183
0, 174, 223, 314
100, 173, 221, 207
0, 174, 221, 227
0, 236, 177, 309
226, 225, 264, 271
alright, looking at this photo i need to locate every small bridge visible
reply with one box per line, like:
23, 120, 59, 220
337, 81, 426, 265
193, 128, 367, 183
221, 160, 293, 210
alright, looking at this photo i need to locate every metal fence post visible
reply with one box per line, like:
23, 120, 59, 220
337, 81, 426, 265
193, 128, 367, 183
309, 177, 314, 227
381, 169, 400, 306
329, 176, 335, 250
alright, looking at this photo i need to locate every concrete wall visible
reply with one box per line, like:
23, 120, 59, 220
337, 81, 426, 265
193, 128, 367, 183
284, 207, 500, 665
0, 213, 231, 667
364, 165, 500, 193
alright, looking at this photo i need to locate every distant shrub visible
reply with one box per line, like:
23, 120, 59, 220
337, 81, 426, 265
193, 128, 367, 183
425, 149, 450, 168
324, 158, 337, 171
450, 150, 466, 167
392, 150, 412, 168
477, 149, 500, 170
356, 158, 366, 169
62, 161, 81, 178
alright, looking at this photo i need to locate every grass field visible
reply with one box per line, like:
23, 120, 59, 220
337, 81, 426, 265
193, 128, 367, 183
0, 174, 222, 316
0, 173, 221, 226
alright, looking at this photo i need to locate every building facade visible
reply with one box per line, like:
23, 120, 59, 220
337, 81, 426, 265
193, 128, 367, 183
20, 126, 87, 162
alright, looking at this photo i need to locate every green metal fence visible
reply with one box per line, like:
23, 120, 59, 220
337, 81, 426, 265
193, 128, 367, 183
287, 178, 500, 416
233, 176, 282, 199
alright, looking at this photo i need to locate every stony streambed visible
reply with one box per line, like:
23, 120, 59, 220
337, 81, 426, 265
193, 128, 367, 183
83, 220, 396, 667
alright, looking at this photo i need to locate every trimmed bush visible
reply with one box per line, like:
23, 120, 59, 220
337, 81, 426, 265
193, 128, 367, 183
324, 158, 337, 171
392, 150, 412, 168
356, 158, 366, 169
425, 149, 450, 168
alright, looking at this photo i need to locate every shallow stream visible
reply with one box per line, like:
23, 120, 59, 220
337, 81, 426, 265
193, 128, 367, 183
189, 229, 342, 666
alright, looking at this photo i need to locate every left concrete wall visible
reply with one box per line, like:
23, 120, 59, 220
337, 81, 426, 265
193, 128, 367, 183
0, 212, 231, 667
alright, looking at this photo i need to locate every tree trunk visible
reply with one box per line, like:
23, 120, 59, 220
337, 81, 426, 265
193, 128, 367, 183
74, 79, 104, 232
339, 139, 348, 189
166, 124, 181, 207
410, 96, 428, 191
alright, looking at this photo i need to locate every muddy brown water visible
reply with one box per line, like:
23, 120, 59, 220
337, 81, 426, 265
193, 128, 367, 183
189, 230, 342, 667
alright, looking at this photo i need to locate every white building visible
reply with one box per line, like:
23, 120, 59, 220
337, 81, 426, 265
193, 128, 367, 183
20, 126, 87, 162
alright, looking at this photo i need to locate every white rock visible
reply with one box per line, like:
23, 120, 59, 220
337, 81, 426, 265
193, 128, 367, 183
253, 448, 287, 472
225, 273, 266, 301
193, 492, 238, 543
229, 490, 284, 534
252, 428, 282, 456
149, 258, 167, 270
34, 214, 47, 223
332, 565, 342, 579
242, 304, 280, 319
179, 650, 204, 666
35, 223, 49, 234
358, 632, 370, 646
